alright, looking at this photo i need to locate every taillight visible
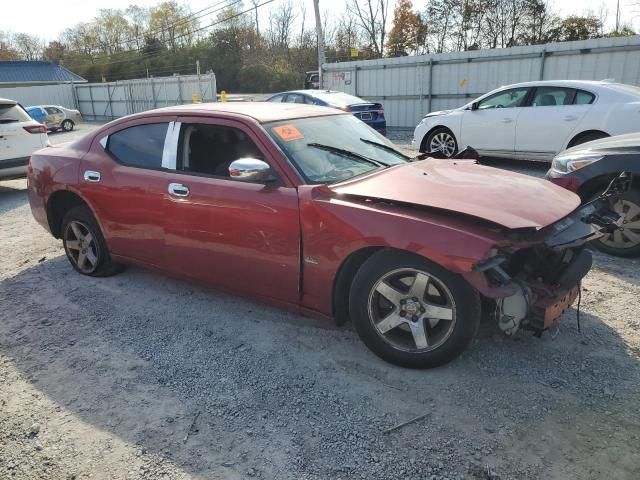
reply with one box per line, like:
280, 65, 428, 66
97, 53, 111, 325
24, 125, 47, 134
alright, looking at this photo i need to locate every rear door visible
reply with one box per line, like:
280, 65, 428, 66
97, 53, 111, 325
460, 87, 530, 154
44, 107, 64, 128
162, 115, 301, 302
515, 86, 594, 157
78, 117, 177, 267
0, 103, 43, 162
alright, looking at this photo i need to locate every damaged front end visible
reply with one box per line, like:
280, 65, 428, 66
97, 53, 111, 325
468, 173, 631, 336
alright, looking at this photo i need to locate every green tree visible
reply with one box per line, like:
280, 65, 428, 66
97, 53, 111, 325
548, 15, 601, 42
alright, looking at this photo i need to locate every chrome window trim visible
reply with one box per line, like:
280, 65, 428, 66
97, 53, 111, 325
98, 136, 108, 149
162, 121, 181, 170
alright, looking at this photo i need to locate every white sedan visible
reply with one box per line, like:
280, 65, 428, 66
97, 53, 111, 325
412, 80, 640, 162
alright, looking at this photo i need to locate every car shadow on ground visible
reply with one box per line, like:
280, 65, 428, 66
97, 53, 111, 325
1, 253, 639, 479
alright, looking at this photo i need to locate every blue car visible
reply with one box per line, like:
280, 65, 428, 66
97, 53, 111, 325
266, 90, 386, 135
26, 106, 47, 124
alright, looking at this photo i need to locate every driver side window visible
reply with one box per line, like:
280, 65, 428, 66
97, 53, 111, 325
478, 88, 529, 110
178, 124, 266, 180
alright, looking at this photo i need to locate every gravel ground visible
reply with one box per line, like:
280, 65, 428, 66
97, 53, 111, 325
1, 126, 639, 480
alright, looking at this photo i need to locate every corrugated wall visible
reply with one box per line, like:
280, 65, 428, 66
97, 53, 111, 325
74, 74, 217, 120
0, 84, 76, 109
324, 36, 640, 128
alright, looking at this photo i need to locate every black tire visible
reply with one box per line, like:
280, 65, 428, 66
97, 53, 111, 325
422, 127, 458, 157
61, 119, 74, 132
61, 206, 123, 277
568, 131, 609, 149
349, 249, 480, 368
591, 188, 640, 257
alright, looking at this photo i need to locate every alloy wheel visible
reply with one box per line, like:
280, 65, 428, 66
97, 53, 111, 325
599, 199, 640, 250
62, 120, 73, 131
429, 132, 456, 157
367, 268, 456, 352
64, 220, 99, 274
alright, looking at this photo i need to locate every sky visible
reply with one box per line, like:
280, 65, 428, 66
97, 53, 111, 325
0, 0, 637, 42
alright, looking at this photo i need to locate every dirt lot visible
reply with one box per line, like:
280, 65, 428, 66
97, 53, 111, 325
1, 127, 639, 480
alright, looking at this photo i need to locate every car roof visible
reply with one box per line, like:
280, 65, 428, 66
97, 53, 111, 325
495, 79, 623, 90
0, 98, 17, 104
130, 101, 345, 123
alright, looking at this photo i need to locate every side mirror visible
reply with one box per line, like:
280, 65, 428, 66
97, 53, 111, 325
471, 101, 479, 111
228, 158, 277, 183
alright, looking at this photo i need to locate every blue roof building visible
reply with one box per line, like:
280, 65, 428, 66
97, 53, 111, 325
0, 61, 86, 87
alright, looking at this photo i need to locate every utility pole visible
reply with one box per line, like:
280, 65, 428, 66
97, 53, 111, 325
313, 0, 325, 89
616, 0, 620, 32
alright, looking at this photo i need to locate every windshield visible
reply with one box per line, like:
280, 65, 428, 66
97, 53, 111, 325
0, 103, 31, 123
266, 115, 408, 184
605, 83, 640, 98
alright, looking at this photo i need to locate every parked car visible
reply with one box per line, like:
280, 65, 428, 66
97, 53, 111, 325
27, 103, 622, 368
304, 71, 319, 89
0, 98, 48, 181
546, 132, 640, 257
37, 105, 82, 132
266, 90, 386, 135
412, 80, 640, 161
25, 106, 48, 124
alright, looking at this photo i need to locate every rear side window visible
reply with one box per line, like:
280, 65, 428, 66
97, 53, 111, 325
45, 107, 61, 114
532, 87, 574, 106
107, 123, 168, 169
267, 94, 284, 103
574, 90, 595, 105
0, 103, 32, 123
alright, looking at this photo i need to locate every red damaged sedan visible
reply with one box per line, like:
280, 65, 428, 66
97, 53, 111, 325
27, 103, 622, 368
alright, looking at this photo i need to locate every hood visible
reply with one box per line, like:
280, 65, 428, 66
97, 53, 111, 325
424, 109, 452, 118
562, 132, 640, 155
330, 159, 581, 230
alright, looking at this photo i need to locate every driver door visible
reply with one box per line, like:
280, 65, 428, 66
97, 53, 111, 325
460, 87, 530, 155
162, 116, 301, 303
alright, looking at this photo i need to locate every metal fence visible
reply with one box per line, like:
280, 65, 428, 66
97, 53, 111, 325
323, 35, 640, 128
0, 83, 76, 109
75, 73, 217, 121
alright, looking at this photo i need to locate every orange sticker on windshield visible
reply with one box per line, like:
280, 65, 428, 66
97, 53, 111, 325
272, 124, 304, 142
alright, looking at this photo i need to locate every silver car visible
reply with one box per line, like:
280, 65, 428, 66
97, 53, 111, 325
41, 105, 82, 132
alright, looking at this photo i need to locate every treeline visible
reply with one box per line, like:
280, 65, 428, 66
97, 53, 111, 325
0, 0, 635, 92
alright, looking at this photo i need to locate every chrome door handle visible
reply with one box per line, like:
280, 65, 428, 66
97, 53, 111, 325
84, 170, 101, 182
168, 182, 189, 197
502, 118, 513, 123
563, 115, 577, 121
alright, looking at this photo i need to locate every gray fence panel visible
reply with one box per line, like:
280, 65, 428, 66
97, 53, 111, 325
75, 73, 217, 121
0, 84, 76, 109
324, 36, 640, 128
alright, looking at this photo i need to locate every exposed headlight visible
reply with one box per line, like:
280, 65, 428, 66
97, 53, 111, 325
551, 153, 604, 173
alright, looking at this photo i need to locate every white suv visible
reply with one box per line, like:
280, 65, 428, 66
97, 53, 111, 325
0, 98, 48, 180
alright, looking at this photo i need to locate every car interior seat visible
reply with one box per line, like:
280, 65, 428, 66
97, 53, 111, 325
540, 94, 557, 106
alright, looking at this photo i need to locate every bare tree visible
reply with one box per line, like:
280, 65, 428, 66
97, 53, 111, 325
12, 33, 44, 60
251, 0, 261, 36
266, 1, 297, 51
348, 0, 390, 57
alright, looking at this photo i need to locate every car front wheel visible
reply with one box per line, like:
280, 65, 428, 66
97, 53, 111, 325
592, 188, 640, 257
424, 127, 458, 158
62, 119, 74, 132
349, 250, 480, 368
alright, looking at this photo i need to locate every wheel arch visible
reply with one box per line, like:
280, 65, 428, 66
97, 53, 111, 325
47, 189, 94, 238
332, 246, 385, 325
567, 129, 610, 149
577, 172, 640, 201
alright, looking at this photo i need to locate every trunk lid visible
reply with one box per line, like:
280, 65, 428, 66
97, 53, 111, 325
330, 159, 581, 230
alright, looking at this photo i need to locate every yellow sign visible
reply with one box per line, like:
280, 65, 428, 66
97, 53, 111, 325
458, 78, 468, 88
350, 48, 359, 58
192, 94, 200, 103
220, 90, 227, 102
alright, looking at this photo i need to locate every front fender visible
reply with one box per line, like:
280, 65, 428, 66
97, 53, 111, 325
297, 185, 506, 315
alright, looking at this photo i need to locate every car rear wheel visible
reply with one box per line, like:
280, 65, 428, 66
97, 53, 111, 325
424, 128, 458, 158
592, 188, 640, 257
61, 119, 74, 132
349, 250, 480, 368
62, 206, 122, 276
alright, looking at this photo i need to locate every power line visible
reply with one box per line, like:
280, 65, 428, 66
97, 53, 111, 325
91, 0, 245, 64
91, 0, 277, 71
